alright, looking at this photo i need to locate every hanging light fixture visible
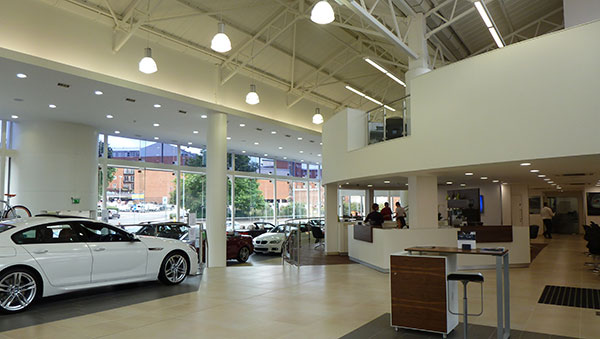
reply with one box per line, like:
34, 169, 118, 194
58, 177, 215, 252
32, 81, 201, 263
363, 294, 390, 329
245, 84, 260, 105
138, 47, 158, 74
311, 1, 335, 25
211, 22, 232, 53
312, 108, 324, 125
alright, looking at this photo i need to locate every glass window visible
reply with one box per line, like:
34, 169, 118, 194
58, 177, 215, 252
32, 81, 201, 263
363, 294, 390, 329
309, 164, 320, 179
98, 134, 105, 158
234, 154, 259, 173
78, 222, 131, 242
233, 177, 270, 228
293, 181, 308, 219
108, 136, 142, 161
180, 172, 206, 222
277, 181, 293, 224
181, 146, 205, 167
275, 160, 291, 176
12, 223, 84, 244
308, 182, 320, 217
259, 158, 274, 175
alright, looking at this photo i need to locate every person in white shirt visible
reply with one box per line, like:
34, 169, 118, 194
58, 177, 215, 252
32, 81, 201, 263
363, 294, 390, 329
395, 202, 407, 229
541, 202, 555, 239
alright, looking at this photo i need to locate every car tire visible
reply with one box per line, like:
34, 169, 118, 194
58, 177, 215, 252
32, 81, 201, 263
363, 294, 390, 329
158, 252, 189, 285
237, 246, 251, 263
0, 267, 41, 314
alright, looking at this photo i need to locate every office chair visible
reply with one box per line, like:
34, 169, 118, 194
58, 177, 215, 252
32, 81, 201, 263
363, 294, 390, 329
311, 226, 325, 250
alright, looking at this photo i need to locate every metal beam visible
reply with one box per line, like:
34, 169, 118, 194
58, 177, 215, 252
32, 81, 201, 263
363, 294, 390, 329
122, 0, 143, 24
102, 0, 119, 28
339, 0, 419, 59
391, 0, 417, 17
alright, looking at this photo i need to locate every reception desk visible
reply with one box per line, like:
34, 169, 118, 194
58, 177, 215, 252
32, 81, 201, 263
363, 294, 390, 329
348, 225, 530, 272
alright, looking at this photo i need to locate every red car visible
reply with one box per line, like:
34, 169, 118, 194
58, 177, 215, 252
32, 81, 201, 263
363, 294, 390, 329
181, 229, 253, 263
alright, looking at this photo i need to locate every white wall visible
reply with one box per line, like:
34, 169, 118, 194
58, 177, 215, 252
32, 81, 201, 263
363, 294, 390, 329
564, 0, 600, 27
438, 183, 502, 225
11, 121, 98, 214
323, 20, 600, 184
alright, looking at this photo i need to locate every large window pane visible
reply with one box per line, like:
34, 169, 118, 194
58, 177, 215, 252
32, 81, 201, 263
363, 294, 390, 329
179, 172, 206, 222
234, 154, 259, 173
233, 177, 271, 228
308, 182, 320, 217
275, 160, 291, 176
181, 146, 205, 167
259, 158, 274, 175
293, 182, 307, 219
277, 181, 293, 223
309, 164, 320, 180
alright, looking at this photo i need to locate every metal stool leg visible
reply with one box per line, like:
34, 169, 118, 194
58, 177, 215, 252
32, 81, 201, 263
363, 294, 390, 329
462, 281, 468, 339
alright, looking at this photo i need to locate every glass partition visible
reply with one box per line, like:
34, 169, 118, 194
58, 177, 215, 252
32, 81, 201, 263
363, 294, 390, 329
367, 95, 410, 145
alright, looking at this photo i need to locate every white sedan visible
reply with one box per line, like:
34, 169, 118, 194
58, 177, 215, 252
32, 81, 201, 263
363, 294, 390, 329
252, 225, 295, 254
0, 216, 199, 313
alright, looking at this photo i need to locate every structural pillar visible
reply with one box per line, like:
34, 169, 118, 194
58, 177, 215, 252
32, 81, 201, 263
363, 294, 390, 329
407, 176, 438, 229
324, 183, 339, 254
206, 112, 227, 268
405, 13, 431, 93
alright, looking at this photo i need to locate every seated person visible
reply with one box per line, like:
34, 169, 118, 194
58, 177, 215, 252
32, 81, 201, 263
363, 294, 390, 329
364, 203, 384, 226
381, 202, 393, 221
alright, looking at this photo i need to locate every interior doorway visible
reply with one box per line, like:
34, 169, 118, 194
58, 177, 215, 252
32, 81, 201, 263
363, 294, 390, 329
546, 195, 581, 234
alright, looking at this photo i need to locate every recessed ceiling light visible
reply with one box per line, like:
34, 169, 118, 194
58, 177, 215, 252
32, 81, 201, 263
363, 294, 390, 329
299, 151, 304, 153
345, 182, 350, 185
283, 156, 287, 159
254, 142, 259, 145
153, 104, 161, 108
94, 90, 103, 95
114, 130, 120, 134
226, 137, 232, 140
538, 174, 546, 178
480, 176, 488, 180
48, 104, 57, 109
239, 123, 246, 127
316, 162, 320, 164
154, 137, 159, 140
301, 160, 304, 162
297, 137, 303, 140
530, 169, 539, 173
278, 146, 283, 150
317, 154, 322, 157
460, 183, 466, 187
544, 178, 550, 181
384, 180, 390, 184
492, 180, 499, 183
193, 130, 199, 134
367, 184, 373, 187
548, 181, 554, 183
106, 114, 113, 119
320, 142, 323, 145
201, 114, 207, 119
242, 150, 246, 153
16, 73, 27, 79
153, 123, 160, 127
11, 115, 18, 119
446, 181, 453, 185
187, 142, 192, 145
551, 183, 556, 186
520, 162, 531, 166
271, 131, 277, 134
264, 153, 268, 157
465, 172, 473, 176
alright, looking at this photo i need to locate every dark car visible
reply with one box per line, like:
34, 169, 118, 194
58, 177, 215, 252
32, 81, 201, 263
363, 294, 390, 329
128, 221, 190, 240
236, 222, 275, 238
180, 229, 253, 263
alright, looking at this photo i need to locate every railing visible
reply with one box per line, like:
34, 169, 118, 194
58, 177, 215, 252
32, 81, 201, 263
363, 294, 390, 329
366, 95, 410, 145
281, 217, 325, 268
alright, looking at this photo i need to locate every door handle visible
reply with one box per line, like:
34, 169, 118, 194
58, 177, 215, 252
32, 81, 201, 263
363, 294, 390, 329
94, 247, 106, 252
32, 249, 48, 254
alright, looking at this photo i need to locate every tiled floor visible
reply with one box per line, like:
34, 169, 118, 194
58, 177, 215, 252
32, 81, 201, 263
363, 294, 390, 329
0, 234, 598, 338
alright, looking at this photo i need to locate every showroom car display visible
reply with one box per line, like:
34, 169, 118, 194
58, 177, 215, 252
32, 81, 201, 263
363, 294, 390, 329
0, 216, 199, 313
252, 225, 295, 254
180, 229, 253, 263
130, 221, 190, 240
236, 221, 275, 238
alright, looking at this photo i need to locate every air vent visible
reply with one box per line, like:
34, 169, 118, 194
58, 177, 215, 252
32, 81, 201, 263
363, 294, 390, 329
125, 98, 136, 102
57, 83, 70, 88
560, 173, 588, 177
134, 134, 142, 138
256, 128, 263, 131
310, 140, 315, 143
285, 134, 291, 138
13, 98, 23, 102
178, 110, 187, 114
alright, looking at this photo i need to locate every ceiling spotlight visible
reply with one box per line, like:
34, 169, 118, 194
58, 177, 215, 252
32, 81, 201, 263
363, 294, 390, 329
317, 154, 322, 157
254, 142, 259, 145
278, 146, 283, 150
187, 142, 192, 145
446, 181, 453, 185
544, 178, 550, 181
345, 182, 350, 185
245, 84, 260, 105
310, 1, 335, 24
384, 180, 390, 184
538, 174, 546, 178
94, 90, 104, 95
548, 181, 554, 183
226, 137, 232, 140
465, 172, 473, 176
200, 114, 207, 119
460, 183, 466, 187
364, 58, 406, 87
299, 151, 304, 153
48, 104, 57, 109
283, 156, 287, 159
551, 183, 556, 186
367, 184, 373, 187
520, 162, 531, 166
211, 22, 232, 53
242, 150, 246, 153
153, 104, 161, 108
114, 130, 120, 134
153, 123, 160, 127
153, 136, 159, 140
239, 123, 246, 127
320, 142, 323, 145
264, 154, 268, 157
271, 131, 277, 134
106, 114, 113, 119
530, 169, 540, 173
301, 160, 304, 162
312, 108, 324, 125
297, 137, 303, 140
16, 73, 27, 79
193, 130, 199, 134
139, 47, 158, 74
480, 176, 488, 180
492, 180, 499, 183
10, 115, 18, 119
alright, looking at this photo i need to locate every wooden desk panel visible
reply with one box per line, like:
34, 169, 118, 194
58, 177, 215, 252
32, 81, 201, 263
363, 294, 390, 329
460, 226, 513, 243
390, 255, 447, 333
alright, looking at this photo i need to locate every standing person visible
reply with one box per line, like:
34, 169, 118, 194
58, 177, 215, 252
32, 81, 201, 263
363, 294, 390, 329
395, 202, 407, 228
364, 203, 384, 226
381, 202, 393, 221
541, 202, 555, 239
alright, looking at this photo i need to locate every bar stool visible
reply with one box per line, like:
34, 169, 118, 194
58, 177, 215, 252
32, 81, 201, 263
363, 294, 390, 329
447, 272, 484, 339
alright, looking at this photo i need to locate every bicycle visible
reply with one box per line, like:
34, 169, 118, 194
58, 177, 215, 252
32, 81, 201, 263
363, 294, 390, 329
0, 194, 32, 219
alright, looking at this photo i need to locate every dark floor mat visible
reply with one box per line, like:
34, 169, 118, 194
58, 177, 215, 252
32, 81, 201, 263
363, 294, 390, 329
538, 285, 600, 310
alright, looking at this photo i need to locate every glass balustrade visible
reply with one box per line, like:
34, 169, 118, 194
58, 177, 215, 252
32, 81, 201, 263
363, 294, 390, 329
366, 95, 410, 145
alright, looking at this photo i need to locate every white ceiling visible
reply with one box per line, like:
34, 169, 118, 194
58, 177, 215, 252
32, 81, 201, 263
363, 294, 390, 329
0, 56, 322, 164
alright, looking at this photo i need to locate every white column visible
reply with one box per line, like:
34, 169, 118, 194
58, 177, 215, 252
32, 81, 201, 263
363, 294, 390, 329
407, 176, 438, 229
405, 13, 431, 93
206, 112, 227, 268
176, 145, 181, 222
273, 178, 278, 224
324, 183, 339, 254
0, 121, 7, 197
12, 121, 98, 215
101, 134, 108, 221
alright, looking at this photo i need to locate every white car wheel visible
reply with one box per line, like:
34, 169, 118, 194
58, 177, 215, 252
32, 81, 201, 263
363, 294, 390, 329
159, 253, 188, 285
0, 269, 39, 313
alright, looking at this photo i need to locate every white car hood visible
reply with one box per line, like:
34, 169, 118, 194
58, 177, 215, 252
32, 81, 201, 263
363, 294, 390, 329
254, 233, 286, 242
138, 235, 183, 247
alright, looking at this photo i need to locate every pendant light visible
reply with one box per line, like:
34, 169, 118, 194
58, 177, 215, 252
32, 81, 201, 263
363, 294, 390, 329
245, 84, 260, 105
139, 47, 158, 74
311, 1, 335, 25
211, 22, 232, 53
312, 108, 324, 125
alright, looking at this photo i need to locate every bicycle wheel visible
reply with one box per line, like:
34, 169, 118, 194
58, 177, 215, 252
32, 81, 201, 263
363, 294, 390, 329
4, 205, 32, 219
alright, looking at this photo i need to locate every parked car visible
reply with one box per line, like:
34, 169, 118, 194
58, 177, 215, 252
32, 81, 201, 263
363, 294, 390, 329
252, 225, 296, 254
180, 229, 253, 263
236, 222, 275, 238
0, 216, 199, 313
133, 221, 190, 240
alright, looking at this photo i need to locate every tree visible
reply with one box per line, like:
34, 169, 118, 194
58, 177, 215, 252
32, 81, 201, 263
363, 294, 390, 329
97, 141, 116, 199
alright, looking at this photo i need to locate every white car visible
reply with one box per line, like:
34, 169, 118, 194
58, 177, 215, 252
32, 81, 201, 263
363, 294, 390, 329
0, 216, 199, 313
252, 225, 295, 254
